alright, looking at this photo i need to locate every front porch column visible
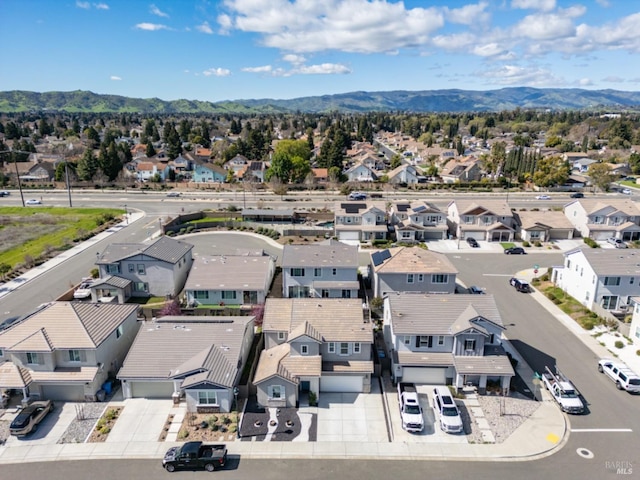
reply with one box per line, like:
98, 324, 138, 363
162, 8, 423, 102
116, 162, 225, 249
501, 376, 511, 394
478, 375, 488, 394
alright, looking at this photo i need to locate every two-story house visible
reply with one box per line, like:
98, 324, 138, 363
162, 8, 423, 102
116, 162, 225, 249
447, 200, 516, 242
440, 158, 481, 183
334, 201, 389, 243
192, 161, 227, 183
387, 164, 421, 185
553, 248, 640, 314
253, 298, 374, 407
383, 293, 513, 394
390, 201, 448, 241
344, 162, 378, 182
282, 242, 359, 299
184, 253, 275, 307
370, 247, 458, 297
95, 236, 194, 298
118, 316, 254, 410
514, 210, 575, 242
0, 302, 139, 403
563, 199, 640, 241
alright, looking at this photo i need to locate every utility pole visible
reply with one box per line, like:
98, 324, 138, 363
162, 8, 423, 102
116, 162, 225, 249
0, 149, 29, 207
65, 143, 73, 207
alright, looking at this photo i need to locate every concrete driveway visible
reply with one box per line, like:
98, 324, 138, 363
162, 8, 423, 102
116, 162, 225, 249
106, 398, 178, 443
2, 402, 77, 447
316, 381, 388, 442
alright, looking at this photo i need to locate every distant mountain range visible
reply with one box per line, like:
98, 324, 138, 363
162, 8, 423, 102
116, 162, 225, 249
1, 87, 639, 113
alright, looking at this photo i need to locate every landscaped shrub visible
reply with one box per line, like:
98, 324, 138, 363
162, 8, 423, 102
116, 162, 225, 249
534, 241, 542, 247
522, 240, 530, 247
615, 340, 624, 349
583, 238, 599, 248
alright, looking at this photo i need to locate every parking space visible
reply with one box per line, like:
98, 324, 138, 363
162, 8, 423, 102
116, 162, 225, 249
316, 382, 388, 443
389, 385, 468, 444
2, 402, 78, 446
106, 398, 179, 443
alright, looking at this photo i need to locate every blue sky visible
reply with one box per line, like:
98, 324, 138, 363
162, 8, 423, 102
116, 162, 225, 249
0, 0, 638, 102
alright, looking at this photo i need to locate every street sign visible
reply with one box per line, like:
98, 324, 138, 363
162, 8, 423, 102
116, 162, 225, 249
534, 269, 539, 274
534, 264, 539, 270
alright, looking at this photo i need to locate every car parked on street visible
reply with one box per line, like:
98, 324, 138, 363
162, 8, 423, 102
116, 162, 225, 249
433, 386, 463, 434
622, 188, 632, 195
504, 247, 526, 255
607, 237, 627, 249
466, 237, 479, 248
598, 359, 640, 393
510, 277, 531, 293
9, 400, 53, 437
468, 285, 485, 294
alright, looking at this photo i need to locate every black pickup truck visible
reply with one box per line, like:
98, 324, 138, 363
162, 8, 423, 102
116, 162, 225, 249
162, 441, 227, 472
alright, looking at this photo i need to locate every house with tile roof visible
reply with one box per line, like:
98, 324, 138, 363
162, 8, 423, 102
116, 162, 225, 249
563, 198, 640, 241
95, 236, 194, 298
553, 249, 640, 315
334, 201, 389, 243
0, 302, 139, 402
514, 210, 575, 242
184, 253, 275, 307
440, 157, 482, 183
118, 316, 254, 410
370, 247, 458, 297
390, 201, 448, 241
447, 199, 516, 242
383, 293, 514, 394
282, 243, 359, 299
253, 298, 374, 407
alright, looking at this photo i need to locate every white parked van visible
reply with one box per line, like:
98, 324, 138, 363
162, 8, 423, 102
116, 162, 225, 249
598, 359, 640, 393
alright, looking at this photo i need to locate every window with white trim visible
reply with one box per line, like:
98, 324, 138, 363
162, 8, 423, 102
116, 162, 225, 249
403, 336, 411, 345
221, 291, 237, 300
128, 264, 135, 273
464, 339, 476, 351
133, 282, 148, 292
116, 325, 124, 339
418, 274, 424, 282
277, 331, 286, 340
419, 336, 433, 348
198, 391, 218, 405
432, 274, 448, 284
106, 264, 120, 274
314, 268, 322, 277
353, 342, 361, 354
407, 274, 414, 284
437, 335, 445, 346
26, 352, 40, 365
68, 350, 81, 362
604, 277, 621, 286
268, 385, 283, 399
137, 264, 145, 275
290, 268, 305, 277
301, 344, 309, 355
339, 342, 349, 355
401, 231, 412, 239
328, 342, 335, 353
193, 290, 209, 300
601, 295, 618, 310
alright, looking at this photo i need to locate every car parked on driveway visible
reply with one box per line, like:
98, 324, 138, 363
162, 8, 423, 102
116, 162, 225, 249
466, 237, 479, 248
504, 247, 526, 255
9, 400, 53, 437
535, 195, 551, 200
607, 237, 627, 249
432, 386, 463, 434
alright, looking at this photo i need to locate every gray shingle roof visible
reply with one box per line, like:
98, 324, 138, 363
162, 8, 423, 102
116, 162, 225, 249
372, 247, 458, 274
282, 243, 359, 268
569, 248, 640, 276
387, 293, 504, 335
97, 236, 193, 265
117, 316, 253, 388
185, 255, 273, 291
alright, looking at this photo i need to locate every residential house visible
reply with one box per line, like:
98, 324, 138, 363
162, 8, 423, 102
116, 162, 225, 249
344, 162, 378, 182
563, 198, 640, 241
311, 168, 328, 183
360, 154, 386, 172
440, 158, 481, 183
170, 154, 192, 176
240, 161, 267, 183
184, 253, 275, 307
253, 298, 374, 407
390, 201, 448, 241
95, 236, 194, 298
370, 247, 458, 297
224, 155, 249, 175
135, 160, 168, 182
387, 164, 422, 185
447, 200, 516, 242
118, 316, 254, 410
628, 302, 640, 346
514, 210, 575, 242
553, 249, 640, 314
192, 162, 227, 183
0, 302, 139, 402
282, 242, 359, 299
571, 157, 597, 173
334, 201, 389, 243
383, 293, 514, 394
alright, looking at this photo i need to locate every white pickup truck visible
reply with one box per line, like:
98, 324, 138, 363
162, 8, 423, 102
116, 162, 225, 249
397, 382, 424, 433
541, 366, 584, 414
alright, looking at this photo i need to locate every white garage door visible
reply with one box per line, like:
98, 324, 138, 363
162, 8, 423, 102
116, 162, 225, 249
465, 232, 484, 241
131, 381, 174, 398
401, 367, 447, 385
338, 231, 361, 241
320, 375, 363, 392
41, 384, 85, 401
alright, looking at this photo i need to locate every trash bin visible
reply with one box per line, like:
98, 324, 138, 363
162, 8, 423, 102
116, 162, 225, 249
102, 381, 112, 395
96, 389, 106, 402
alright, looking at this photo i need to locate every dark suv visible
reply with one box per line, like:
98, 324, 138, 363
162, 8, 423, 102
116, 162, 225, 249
510, 277, 531, 293
466, 238, 479, 248
569, 192, 584, 198
504, 247, 526, 255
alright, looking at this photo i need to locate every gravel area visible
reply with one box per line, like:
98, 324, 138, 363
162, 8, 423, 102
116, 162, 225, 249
57, 403, 109, 444
0, 418, 9, 445
462, 393, 541, 444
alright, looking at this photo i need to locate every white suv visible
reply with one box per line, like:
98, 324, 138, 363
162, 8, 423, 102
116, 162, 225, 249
598, 359, 640, 393
432, 386, 463, 433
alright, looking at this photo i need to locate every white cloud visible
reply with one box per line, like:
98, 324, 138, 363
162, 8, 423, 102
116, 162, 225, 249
76, 1, 90, 8
196, 22, 213, 34
282, 54, 306, 65
219, 0, 443, 54
77, 2, 109, 10
511, 0, 556, 11
472, 43, 507, 57
134, 23, 169, 31
595, 0, 610, 6
241, 65, 273, 73
479, 64, 563, 86
445, 2, 490, 26
150, 4, 169, 18
217, 13, 233, 34
602, 76, 624, 83
514, 12, 577, 41
94, 3, 109, 9
203, 67, 231, 77
577, 78, 593, 86
293, 63, 351, 75
110, 75, 122, 81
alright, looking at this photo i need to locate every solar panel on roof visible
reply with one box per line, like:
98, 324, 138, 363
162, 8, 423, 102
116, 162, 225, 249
372, 249, 392, 266
342, 203, 367, 214
397, 204, 410, 212
412, 205, 427, 213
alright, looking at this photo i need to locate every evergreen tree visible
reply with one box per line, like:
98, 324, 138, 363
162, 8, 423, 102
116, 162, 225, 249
77, 148, 98, 181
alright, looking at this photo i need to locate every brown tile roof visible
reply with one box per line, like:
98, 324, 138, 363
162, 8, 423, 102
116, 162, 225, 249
0, 361, 33, 388
372, 247, 458, 274
253, 343, 298, 384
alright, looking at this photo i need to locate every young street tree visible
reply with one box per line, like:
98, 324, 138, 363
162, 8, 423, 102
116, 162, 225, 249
588, 162, 615, 192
